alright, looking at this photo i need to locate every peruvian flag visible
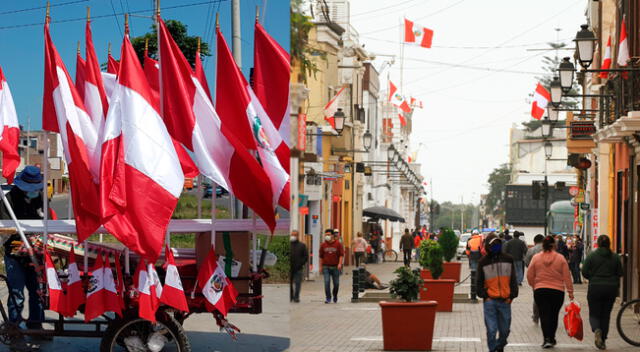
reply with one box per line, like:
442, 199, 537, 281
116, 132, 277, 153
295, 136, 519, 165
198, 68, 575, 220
410, 97, 423, 109
388, 81, 411, 113
600, 36, 612, 78
103, 256, 122, 317
107, 52, 119, 74
0, 67, 20, 184
141, 46, 199, 179
398, 112, 407, 127
197, 246, 238, 316
160, 246, 189, 312
404, 18, 434, 48
45, 250, 65, 315
99, 32, 184, 262
102, 51, 119, 99
84, 254, 106, 322
530, 83, 550, 120
193, 47, 212, 100
43, 21, 101, 241
253, 20, 291, 175
81, 19, 109, 140
215, 27, 289, 211
75, 52, 86, 97
323, 85, 346, 129
135, 260, 162, 323
617, 16, 629, 67
64, 246, 85, 317
157, 18, 276, 231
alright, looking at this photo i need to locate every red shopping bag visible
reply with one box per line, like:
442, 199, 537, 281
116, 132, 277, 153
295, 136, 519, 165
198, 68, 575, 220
563, 301, 583, 341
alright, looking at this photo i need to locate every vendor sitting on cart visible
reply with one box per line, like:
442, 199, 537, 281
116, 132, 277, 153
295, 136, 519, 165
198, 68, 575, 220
1, 167, 46, 342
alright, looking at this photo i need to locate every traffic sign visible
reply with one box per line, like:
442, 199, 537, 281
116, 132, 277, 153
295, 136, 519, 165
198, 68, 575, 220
569, 186, 579, 196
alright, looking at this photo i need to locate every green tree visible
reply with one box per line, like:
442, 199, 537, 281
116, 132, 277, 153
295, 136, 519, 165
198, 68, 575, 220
291, 0, 322, 83
485, 164, 512, 224
534, 41, 580, 109
129, 19, 210, 67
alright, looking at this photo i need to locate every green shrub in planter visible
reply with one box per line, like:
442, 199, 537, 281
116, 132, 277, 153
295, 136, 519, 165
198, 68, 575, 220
438, 228, 459, 262
389, 266, 424, 302
419, 240, 443, 279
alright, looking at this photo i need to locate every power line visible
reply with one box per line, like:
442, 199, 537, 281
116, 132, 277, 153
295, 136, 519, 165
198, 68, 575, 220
350, 0, 420, 18
110, 0, 123, 37
361, 35, 574, 50
0, 0, 89, 16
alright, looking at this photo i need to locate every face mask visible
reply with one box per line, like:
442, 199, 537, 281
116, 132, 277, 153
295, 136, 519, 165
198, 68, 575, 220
325, 235, 332, 242
26, 191, 39, 199
290, 236, 298, 242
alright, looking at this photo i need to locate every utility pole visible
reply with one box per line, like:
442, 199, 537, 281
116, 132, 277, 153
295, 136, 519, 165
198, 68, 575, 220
231, 0, 242, 68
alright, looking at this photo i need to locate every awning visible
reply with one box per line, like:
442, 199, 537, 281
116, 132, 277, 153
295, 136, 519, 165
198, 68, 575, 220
362, 206, 405, 222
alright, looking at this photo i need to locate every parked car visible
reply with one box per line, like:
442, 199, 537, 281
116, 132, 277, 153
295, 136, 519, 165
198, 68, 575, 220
204, 185, 229, 198
456, 233, 471, 260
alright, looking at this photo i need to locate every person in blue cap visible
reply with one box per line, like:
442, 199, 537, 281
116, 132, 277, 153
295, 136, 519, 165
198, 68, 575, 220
1, 166, 47, 351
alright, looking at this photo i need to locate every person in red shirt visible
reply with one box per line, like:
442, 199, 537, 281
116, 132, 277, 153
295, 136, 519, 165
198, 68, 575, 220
320, 229, 344, 303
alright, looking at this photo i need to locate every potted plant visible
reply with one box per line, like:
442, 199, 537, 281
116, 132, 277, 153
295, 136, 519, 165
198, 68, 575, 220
379, 266, 437, 351
418, 240, 456, 312
438, 228, 461, 282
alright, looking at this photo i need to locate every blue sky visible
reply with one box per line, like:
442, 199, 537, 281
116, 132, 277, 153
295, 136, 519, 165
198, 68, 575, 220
0, 0, 290, 130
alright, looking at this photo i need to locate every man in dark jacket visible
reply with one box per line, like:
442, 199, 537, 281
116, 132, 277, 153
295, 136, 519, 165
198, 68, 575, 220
502, 231, 528, 285
290, 230, 308, 303
477, 235, 519, 352
399, 229, 413, 267
568, 236, 583, 284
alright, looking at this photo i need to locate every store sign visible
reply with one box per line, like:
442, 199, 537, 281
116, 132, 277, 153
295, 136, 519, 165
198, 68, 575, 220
570, 121, 596, 140
297, 113, 307, 150
592, 209, 599, 236
568, 186, 579, 196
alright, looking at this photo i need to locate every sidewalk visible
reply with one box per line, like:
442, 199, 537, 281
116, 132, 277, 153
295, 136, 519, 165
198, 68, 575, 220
290, 258, 636, 352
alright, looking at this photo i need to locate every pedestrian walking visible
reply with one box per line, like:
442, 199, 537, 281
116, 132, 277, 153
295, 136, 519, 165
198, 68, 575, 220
555, 235, 569, 260
476, 234, 518, 352
290, 230, 308, 303
352, 232, 367, 267
502, 231, 528, 285
569, 235, 584, 284
400, 229, 413, 267
466, 230, 483, 271
320, 229, 344, 304
524, 234, 545, 324
581, 235, 623, 350
413, 231, 423, 261
526, 235, 574, 348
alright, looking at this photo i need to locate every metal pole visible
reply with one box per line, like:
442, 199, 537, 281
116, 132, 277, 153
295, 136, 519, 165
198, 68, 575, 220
231, 0, 242, 68
544, 173, 548, 237
43, 132, 49, 248
26, 114, 30, 166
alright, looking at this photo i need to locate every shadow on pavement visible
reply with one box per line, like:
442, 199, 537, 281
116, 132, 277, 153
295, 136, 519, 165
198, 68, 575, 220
188, 331, 290, 352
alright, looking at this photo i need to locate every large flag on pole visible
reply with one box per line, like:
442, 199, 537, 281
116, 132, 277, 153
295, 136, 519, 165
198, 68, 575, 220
253, 21, 291, 174
216, 27, 289, 210
530, 83, 550, 120
43, 20, 101, 241
323, 85, 346, 129
404, 18, 434, 48
388, 81, 411, 113
99, 32, 184, 262
0, 67, 20, 184
157, 18, 276, 231
75, 52, 86, 98
82, 18, 109, 138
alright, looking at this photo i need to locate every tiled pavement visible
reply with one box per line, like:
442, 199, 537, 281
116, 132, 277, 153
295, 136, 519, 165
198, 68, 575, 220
290, 258, 637, 352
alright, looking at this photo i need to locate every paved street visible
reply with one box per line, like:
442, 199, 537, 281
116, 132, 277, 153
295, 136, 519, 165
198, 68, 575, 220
290, 259, 636, 352
0, 284, 289, 352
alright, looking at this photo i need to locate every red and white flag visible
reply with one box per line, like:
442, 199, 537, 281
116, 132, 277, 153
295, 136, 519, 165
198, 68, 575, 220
410, 97, 424, 109
215, 27, 289, 211
388, 81, 411, 113
600, 36, 612, 78
160, 246, 189, 312
81, 19, 109, 141
398, 112, 407, 127
43, 21, 101, 241
135, 260, 162, 323
103, 256, 122, 317
253, 21, 291, 175
157, 18, 276, 231
193, 46, 212, 101
197, 246, 238, 316
107, 52, 119, 74
45, 250, 65, 315
75, 52, 86, 98
530, 83, 550, 120
323, 85, 346, 129
0, 67, 20, 183
617, 16, 629, 67
404, 18, 434, 48
64, 246, 85, 317
100, 32, 184, 262
84, 254, 106, 322
101, 51, 119, 99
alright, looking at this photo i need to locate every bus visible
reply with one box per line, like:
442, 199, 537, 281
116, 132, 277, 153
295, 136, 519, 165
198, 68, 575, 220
548, 200, 576, 236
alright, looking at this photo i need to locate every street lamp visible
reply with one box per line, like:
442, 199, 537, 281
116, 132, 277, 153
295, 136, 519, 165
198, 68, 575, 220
334, 108, 346, 135
362, 130, 372, 151
541, 117, 552, 138
547, 106, 559, 121
574, 24, 597, 69
558, 57, 575, 93
344, 163, 351, 174
550, 77, 562, 107
544, 141, 553, 159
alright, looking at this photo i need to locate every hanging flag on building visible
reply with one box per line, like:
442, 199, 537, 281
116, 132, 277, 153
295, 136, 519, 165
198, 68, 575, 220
410, 97, 424, 109
404, 18, 434, 48
323, 85, 347, 129
45, 250, 66, 315
530, 83, 550, 120
600, 36, 611, 78
0, 67, 20, 184
64, 246, 85, 317
43, 19, 101, 241
197, 246, 238, 316
617, 16, 629, 67
160, 246, 189, 312
100, 31, 184, 262
388, 81, 411, 113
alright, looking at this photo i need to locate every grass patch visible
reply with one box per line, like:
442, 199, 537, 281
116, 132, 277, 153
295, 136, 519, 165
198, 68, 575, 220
172, 193, 231, 219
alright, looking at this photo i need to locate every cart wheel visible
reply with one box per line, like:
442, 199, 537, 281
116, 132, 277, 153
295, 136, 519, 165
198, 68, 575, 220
0, 322, 21, 345
100, 310, 191, 352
